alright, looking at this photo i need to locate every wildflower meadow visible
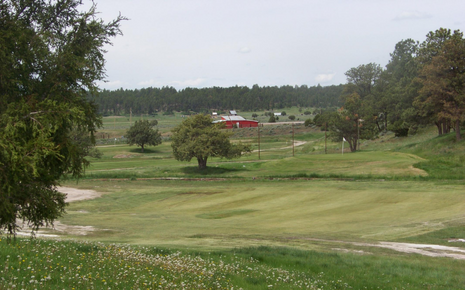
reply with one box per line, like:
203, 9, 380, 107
0, 237, 350, 289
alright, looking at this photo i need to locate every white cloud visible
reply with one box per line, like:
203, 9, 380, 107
170, 78, 207, 88
393, 11, 432, 21
97, 80, 124, 89
238, 47, 251, 54
315, 73, 335, 83
138, 79, 157, 86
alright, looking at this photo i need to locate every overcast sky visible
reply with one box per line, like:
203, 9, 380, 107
83, 0, 465, 91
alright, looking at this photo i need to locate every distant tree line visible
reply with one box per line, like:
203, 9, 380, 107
308, 28, 465, 151
91, 84, 344, 115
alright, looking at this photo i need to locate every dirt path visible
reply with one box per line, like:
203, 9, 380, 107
294, 237, 465, 260
252, 140, 307, 152
347, 241, 465, 260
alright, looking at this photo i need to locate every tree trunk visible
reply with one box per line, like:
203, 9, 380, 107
197, 157, 207, 169
455, 119, 461, 141
443, 121, 449, 134
141, 145, 144, 153
384, 112, 388, 132
349, 138, 357, 152
435, 121, 443, 135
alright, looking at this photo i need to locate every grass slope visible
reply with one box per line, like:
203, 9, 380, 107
4, 124, 465, 289
56, 179, 465, 248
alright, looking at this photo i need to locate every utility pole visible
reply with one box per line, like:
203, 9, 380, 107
258, 125, 260, 160
292, 122, 295, 157
357, 119, 363, 151
325, 122, 327, 154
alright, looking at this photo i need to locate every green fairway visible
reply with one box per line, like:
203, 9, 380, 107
85, 141, 428, 179
58, 179, 465, 249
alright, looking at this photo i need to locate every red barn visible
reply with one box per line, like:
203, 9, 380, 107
213, 116, 258, 129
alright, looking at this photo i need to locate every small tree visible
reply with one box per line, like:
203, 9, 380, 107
126, 120, 162, 153
268, 115, 276, 123
288, 115, 296, 121
171, 114, 251, 169
281, 111, 287, 116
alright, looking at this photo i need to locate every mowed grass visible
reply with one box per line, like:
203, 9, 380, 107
84, 139, 428, 179
4, 124, 465, 289
58, 179, 465, 248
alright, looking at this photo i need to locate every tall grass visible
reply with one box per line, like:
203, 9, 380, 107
0, 237, 346, 290
2, 237, 465, 290
397, 132, 465, 179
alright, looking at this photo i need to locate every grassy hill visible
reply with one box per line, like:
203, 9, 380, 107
3, 123, 465, 289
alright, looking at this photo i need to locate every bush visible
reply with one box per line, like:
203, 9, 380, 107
281, 111, 287, 116
388, 121, 409, 137
304, 111, 312, 115
288, 115, 296, 120
304, 118, 314, 127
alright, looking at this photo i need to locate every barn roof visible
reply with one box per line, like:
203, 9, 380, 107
221, 116, 245, 121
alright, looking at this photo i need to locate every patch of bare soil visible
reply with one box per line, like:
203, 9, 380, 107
295, 237, 465, 260
363, 242, 465, 260
16, 187, 104, 237
58, 186, 102, 202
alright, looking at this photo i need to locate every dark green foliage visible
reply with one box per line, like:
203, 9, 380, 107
388, 120, 410, 137
94, 85, 345, 115
281, 111, 287, 116
268, 115, 276, 123
288, 115, 296, 120
126, 120, 162, 153
69, 129, 103, 159
416, 29, 465, 141
304, 118, 314, 127
0, 0, 124, 235
304, 110, 312, 115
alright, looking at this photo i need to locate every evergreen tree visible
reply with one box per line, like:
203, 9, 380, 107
0, 0, 125, 235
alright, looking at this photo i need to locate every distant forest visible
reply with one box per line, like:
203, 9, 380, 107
93, 84, 344, 115
94, 27, 465, 144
